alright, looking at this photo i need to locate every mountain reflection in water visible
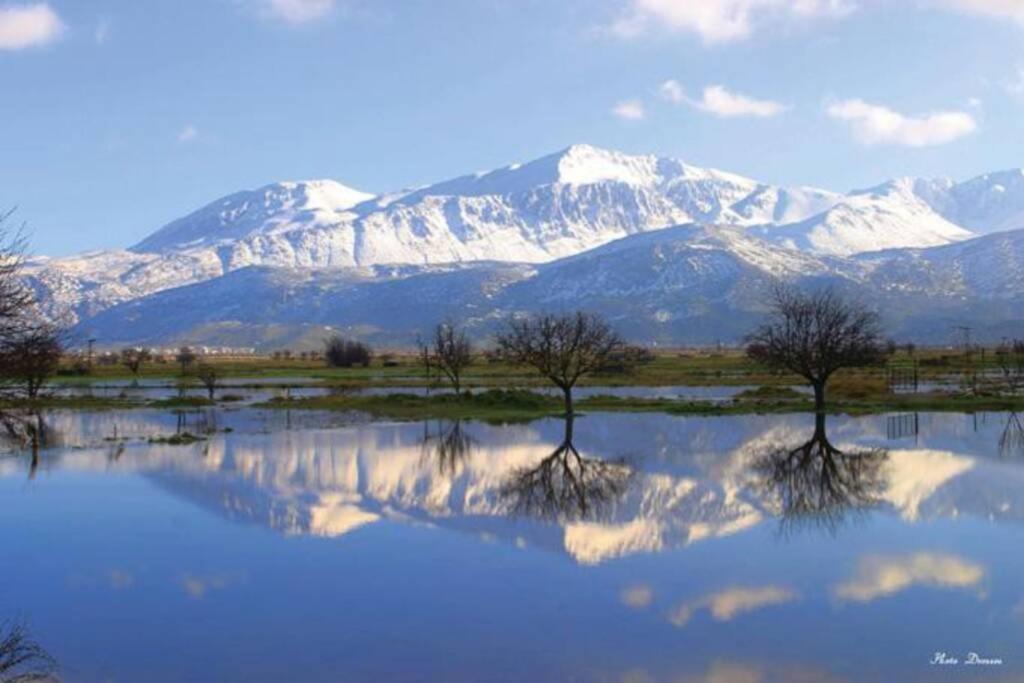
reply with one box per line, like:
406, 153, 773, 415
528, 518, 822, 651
4, 409, 1024, 565
5, 408, 1024, 682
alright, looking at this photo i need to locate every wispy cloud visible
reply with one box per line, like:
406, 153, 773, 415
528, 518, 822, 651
1007, 64, 1024, 97
108, 568, 134, 589
693, 85, 787, 117
660, 80, 786, 118
0, 2, 65, 50
620, 584, 654, 608
834, 553, 985, 602
932, 0, 1024, 25
612, 99, 646, 121
94, 17, 111, 45
659, 79, 686, 104
826, 99, 977, 146
668, 585, 797, 627
177, 125, 199, 143
611, 0, 855, 44
262, 0, 335, 24
180, 573, 234, 599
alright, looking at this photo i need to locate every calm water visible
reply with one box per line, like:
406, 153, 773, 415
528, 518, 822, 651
2, 407, 1024, 682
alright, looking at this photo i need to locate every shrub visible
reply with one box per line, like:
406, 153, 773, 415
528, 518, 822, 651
323, 335, 373, 368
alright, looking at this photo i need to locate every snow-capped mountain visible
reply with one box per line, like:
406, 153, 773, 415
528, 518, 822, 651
916, 169, 1024, 234
73, 223, 1024, 348
750, 178, 973, 256
23, 144, 1024, 342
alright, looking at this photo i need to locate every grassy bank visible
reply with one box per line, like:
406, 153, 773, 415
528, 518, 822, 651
256, 387, 1024, 421
8, 384, 1024, 420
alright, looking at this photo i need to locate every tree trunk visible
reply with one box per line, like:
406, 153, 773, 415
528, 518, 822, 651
563, 386, 574, 416
812, 381, 825, 412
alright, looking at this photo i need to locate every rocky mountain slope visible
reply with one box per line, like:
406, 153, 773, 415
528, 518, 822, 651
72, 225, 1024, 348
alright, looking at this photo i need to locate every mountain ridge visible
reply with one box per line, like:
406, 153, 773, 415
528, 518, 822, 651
22, 144, 1024, 343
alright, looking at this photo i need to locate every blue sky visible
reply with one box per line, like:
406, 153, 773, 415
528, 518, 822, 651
2, 0, 1023, 256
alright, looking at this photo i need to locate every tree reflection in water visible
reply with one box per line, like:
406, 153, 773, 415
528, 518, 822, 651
499, 416, 633, 522
999, 413, 1024, 458
0, 619, 59, 682
0, 412, 63, 481
752, 412, 888, 535
420, 420, 474, 477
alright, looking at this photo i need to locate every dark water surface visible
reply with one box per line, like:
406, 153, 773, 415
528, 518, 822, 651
2, 408, 1023, 682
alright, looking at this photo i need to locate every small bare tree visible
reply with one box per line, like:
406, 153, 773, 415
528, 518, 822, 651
496, 311, 625, 414
431, 321, 472, 394
0, 210, 33, 347
176, 346, 196, 374
995, 339, 1024, 395
415, 334, 433, 388
196, 364, 219, 400
746, 286, 885, 411
0, 324, 63, 400
121, 347, 152, 377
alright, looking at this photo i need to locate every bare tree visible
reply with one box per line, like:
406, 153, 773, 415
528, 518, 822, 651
495, 311, 625, 414
0, 211, 34, 348
746, 286, 885, 411
995, 339, 1024, 395
195, 364, 219, 400
431, 321, 472, 394
176, 346, 196, 374
0, 325, 62, 400
0, 619, 59, 682
120, 348, 151, 377
415, 334, 433, 388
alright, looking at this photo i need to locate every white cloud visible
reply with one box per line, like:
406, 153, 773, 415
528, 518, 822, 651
0, 2, 65, 50
826, 98, 977, 146
660, 81, 786, 118
263, 0, 335, 24
612, 99, 646, 121
177, 125, 199, 143
668, 585, 797, 627
612, 0, 855, 44
659, 79, 686, 104
933, 0, 1024, 24
834, 553, 985, 602
693, 85, 786, 117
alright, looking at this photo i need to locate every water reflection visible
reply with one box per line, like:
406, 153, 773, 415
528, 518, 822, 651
4, 408, 1024, 681
0, 620, 58, 682
498, 416, 633, 522
420, 420, 474, 477
751, 413, 889, 535
999, 412, 1024, 458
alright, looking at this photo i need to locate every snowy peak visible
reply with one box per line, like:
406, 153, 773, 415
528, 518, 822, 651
132, 179, 375, 253
937, 168, 1024, 234
394, 144, 769, 200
